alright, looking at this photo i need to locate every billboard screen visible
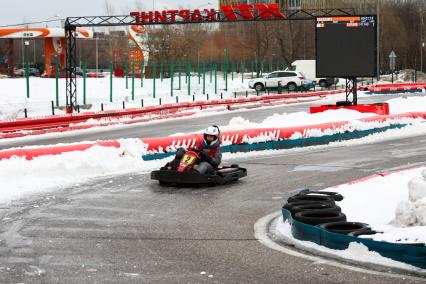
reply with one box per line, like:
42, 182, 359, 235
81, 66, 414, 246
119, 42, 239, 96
316, 15, 377, 77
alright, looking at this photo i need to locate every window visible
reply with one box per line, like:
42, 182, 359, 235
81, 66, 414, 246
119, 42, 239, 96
279, 72, 296, 77
267, 72, 279, 78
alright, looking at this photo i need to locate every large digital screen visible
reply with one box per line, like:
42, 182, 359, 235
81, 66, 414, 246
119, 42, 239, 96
316, 15, 377, 77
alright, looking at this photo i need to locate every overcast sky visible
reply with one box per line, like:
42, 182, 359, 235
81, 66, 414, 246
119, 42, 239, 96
0, 0, 216, 27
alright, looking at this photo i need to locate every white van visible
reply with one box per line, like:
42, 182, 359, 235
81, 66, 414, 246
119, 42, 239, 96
289, 60, 338, 87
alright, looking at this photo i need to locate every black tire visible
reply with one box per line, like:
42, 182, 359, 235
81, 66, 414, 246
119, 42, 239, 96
299, 191, 344, 202
254, 83, 264, 92
319, 221, 370, 235
291, 204, 341, 216
319, 80, 328, 88
287, 82, 297, 92
287, 194, 334, 204
282, 201, 334, 214
348, 229, 378, 237
230, 164, 239, 168
293, 210, 346, 225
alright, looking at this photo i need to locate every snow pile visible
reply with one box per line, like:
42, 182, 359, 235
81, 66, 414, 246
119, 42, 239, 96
322, 167, 426, 244
181, 96, 426, 138
0, 139, 165, 205
220, 108, 375, 131
392, 169, 426, 226
388, 96, 426, 114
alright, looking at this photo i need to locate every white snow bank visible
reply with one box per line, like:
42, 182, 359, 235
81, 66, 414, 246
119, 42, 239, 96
220, 108, 376, 132
392, 169, 426, 227
180, 96, 426, 136
329, 167, 426, 244
0, 139, 164, 204
387, 96, 426, 114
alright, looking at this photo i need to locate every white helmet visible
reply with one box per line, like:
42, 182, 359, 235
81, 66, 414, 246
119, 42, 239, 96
203, 125, 220, 147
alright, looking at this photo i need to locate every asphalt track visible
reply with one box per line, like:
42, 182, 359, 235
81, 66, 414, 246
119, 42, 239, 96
0, 94, 425, 283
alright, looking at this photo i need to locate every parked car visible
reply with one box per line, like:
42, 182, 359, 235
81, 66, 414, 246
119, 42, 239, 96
248, 71, 312, 92
14, 67, 40, 77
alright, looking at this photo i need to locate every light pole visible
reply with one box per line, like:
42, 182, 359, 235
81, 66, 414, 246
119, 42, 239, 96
24, 40, 30, 98
96, 36, 99, 74
420, 11, 426, 73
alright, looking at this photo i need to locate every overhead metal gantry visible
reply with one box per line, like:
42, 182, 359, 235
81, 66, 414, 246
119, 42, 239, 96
64, 7, 356, 112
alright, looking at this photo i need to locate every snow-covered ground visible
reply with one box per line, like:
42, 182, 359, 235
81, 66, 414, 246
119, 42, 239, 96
274, 166, 426, 271
0, 74, 343, 120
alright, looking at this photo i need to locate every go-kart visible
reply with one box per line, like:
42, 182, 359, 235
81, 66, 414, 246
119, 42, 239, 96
151, 149, 247, 186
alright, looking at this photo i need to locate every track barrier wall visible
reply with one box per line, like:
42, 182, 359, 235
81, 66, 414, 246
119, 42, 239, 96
310, 103, 390, 115
0, 89, 343, 134
1, 112, 424, 161
360, 82, 426, 93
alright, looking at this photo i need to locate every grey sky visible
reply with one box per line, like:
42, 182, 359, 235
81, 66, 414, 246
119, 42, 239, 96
0, 0, 216, 27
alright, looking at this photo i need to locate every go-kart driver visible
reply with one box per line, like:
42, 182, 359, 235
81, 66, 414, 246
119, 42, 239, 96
167, 125, 222, 174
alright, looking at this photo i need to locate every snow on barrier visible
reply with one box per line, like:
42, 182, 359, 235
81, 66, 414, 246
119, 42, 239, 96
359, 82, 426, 93
0, 140, 120, 161
0, 103, 195, 132
141, 112, 426, 160
1, 112, 424, 162
0, 89, 343, 134
282, 168, 426, 269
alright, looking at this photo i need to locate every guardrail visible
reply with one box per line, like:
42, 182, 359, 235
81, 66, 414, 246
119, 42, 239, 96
0, 89, 344, 134
360, 82, 426, 93
0, 111, 424, 161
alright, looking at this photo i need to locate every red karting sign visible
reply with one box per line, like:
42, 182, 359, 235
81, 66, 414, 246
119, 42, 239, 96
130, 4, 285, 24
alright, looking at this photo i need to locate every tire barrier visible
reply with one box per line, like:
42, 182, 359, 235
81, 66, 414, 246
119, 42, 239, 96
293, 210, 347, 226
318, 221, 370, 235
282, 188, 426, 269
297, 190, 344, 202
287, 194, 337, 204
291, 204, 341, 216
348, 229, 379, 237
283, 200, 335, 211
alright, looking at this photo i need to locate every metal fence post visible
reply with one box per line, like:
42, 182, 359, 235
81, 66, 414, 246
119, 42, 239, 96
83, 62, 87, 105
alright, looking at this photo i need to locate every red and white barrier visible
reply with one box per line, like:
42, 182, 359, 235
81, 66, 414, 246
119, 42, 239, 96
0, 89, 344, 134
310, 103, 390, 116
1, 111, 424, 161
360, 82, 426, 93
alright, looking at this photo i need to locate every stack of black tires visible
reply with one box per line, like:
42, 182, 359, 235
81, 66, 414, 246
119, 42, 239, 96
283, 191, 376, 236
